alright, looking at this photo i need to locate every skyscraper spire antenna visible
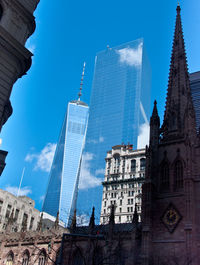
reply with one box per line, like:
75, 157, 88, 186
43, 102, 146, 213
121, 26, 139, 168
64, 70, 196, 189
78, 62, 86, 101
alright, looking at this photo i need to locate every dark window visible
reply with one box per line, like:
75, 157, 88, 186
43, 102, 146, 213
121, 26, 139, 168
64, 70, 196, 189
15, 209, 19, 221
174, 160, 183, 190
29, 217, 34, 230
22, 251, 29, 265
160, 163, 170, 191
6, 205, 12, 218
38, 251, 46, 265
0, 200, 3, 213
6, 252, 14, 265
131, 159, 136, 172
0, 5, 3, 21
140, 158, 146, 170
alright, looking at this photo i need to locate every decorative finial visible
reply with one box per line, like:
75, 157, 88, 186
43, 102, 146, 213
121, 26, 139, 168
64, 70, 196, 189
78, 62, 86, 101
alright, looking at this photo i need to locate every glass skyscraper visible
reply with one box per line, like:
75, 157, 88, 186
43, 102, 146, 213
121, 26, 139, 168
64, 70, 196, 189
42, 75, 89, 226
190, 71, 200, 130
77, 39, 151, 223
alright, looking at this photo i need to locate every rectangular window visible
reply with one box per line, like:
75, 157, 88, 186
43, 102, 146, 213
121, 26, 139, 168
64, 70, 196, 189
131, 199, 133, 204
104, 201, 106, 207
5, 204, 12, 218
29, 217, 34, 230
128, 199, 130, 204
0, 200, 3, 213
131, 207, 133, 212
127, 207, 130, 212
119, 216, 121, 223
119, 208, 122, 213
15, 209, 19, 221
120, 200, 122, 206
121, 184, 123, 189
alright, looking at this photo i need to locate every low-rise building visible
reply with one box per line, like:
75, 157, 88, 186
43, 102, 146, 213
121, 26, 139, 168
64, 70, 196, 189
100, 144, 145, 224
0, 189, 40, 232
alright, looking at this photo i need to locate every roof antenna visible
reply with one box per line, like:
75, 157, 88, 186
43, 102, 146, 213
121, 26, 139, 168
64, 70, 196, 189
78, 62, 86, 101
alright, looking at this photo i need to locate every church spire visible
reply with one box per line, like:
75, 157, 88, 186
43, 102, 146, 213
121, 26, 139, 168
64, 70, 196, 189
78, 62, 86, 101
162, 4, 195, 138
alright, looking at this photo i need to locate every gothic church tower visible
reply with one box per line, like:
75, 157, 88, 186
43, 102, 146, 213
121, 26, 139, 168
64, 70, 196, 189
142, 5, 200, 265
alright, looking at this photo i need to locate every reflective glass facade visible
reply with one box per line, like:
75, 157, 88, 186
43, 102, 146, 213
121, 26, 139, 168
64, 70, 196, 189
190, 71, 200, 130
77, 39, 151, 223
42, 101, 89, 226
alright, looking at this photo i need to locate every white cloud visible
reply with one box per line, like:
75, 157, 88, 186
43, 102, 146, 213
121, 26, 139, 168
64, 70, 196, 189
5, 186, 32, 196
79, 153, 103, 190
137, 123, 150, 149
117, 43, 143, 67
95, 168, 105, 176
27, 44, 36, 54
99, 136, 104, 143
25, 143, 56, 173
39, 195, 45, 202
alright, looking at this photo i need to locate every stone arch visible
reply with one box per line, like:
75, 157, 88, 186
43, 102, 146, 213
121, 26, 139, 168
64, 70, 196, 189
6, 250, 14, 265
38, 249, 47, 265
22, 249, 30, 265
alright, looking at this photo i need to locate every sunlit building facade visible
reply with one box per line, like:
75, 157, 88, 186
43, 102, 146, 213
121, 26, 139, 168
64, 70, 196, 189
190, 71, 200, 130
42, 99, 89, 227
77, 39, 151, 223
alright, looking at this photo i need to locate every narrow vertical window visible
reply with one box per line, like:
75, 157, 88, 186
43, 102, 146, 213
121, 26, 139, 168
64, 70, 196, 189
6, 252, 14, 265
174, 160, 183, 190
140, 158, 146, 171
22, 251, 29, 265
131, 159, 136, 172
160, 163, 170, 191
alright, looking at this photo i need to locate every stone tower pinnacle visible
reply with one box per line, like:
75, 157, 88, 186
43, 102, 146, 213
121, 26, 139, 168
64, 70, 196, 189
161, 5, 196, 139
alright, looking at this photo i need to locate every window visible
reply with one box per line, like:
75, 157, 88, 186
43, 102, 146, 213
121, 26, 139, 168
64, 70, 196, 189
131, 159, 136, 172
131, 199, 133, 204
120, 200, 122, 206
38, 251, 46, 265
22, 251, 29, 265
127, 207, 130, 212
128, 199, 130, 204
174, 160, 183, 190
121, 192, 123, 197
119, 208, 122, 213
131, 207, 133, 212
29, 217, 34, 230
72, 249, 84, 265
132, 191, 134, 196
0, 200, 3, 213
119, 216, 121, 222
15, 209, 19, 221
6, 205, 12, 218
121, 184, 123, 189
104, 201, 106, 207
161, 163, 170, 191
104, 209, 106, 214
140, 158, 146, 170
6, 252, 14, 265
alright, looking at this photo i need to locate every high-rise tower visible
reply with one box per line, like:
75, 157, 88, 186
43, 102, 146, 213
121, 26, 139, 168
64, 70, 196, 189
77, 39, 151, 222
42, 64, 89, 227
190, 71, 200, 130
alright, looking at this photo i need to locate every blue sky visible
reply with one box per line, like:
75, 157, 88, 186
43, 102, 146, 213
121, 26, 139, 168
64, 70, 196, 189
0, 0, 200, 211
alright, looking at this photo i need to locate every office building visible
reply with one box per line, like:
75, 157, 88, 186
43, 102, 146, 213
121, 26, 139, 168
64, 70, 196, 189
77, 39, 151, 222
100, 144, 145, 224
42, 65, 89, 227
190, 71, 200, 130
0, 189, 40, 232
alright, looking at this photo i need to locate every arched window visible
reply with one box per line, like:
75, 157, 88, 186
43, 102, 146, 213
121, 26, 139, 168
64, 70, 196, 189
174, 160, 183, 191
160, 163, 170, 191
0, 4, 3, 21
131, 159, 136, 172
72, 249, 84, 265
22, 251, 29, 265
140, 158, 146, 171
38, 250, 46, 265
6, 252, 14, 265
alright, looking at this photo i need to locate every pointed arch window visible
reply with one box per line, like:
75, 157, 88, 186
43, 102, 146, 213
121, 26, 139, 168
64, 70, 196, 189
22, 251, 29, 265
174, 160, 183, 191
38, 250, 46, 265
6, 252, 14, 265
160, 163, 170, 191
72, 249, 84, 265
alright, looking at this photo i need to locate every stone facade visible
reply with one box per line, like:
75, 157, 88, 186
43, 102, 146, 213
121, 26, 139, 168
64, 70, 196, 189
0, 228, 64, 265
100, 144, 145, 224
0, 0, 39, 175
0, 189, 40, 232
